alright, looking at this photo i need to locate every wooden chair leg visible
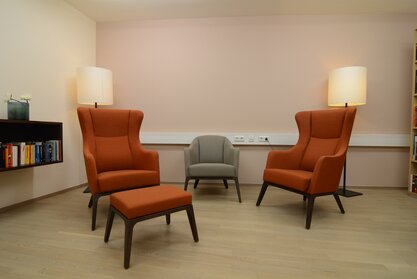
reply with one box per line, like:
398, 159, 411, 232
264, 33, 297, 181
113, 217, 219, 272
333, 193, 345, 214
166, 214, 171, 225
186, 205, 199, 242
104, 206, 115, 242
306, 196, 316, 230
184, 177, 190, 191
256, 182, 269, 206
223, 179, 229, 189
234, 178, 242, 203
193, 179, 200, 189
91, 194, 99, 231
124, 221, 134, 269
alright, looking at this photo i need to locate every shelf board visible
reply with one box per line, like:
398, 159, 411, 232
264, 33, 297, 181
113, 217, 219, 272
411, 160, 417, 163
0, 161, 63, 172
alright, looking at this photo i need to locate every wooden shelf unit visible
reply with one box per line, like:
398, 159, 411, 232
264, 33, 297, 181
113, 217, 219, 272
409, 29, 417, 196
0, 119, 63, 172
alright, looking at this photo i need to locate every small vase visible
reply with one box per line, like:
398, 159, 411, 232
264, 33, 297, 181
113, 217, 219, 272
7, 101, 29, 120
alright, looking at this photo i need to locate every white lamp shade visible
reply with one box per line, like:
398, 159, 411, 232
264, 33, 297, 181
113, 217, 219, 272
328, 66, 367, 107
77, 66, 113, 106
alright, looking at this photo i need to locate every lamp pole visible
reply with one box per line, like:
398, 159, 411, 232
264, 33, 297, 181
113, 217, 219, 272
337, 102, 363, 197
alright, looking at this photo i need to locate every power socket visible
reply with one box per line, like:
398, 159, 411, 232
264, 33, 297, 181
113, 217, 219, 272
234, 135, 245, 142
258, 136, 269, 142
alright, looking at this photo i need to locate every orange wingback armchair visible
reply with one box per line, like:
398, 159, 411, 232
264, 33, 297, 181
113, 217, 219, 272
77, 108, 160, 230
256, 108, 356, 229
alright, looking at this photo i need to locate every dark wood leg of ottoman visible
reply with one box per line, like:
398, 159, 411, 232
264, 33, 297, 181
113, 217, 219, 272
124, 220, 134, 269
104, 206, 115, 242
105, 204, 198, 269
186, 205, 199, 242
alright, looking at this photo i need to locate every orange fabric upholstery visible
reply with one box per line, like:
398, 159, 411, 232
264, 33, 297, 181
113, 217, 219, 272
77, 108, 160, 194
110, 185, 192, 219
263, 107, 356, 195
77, 107, 160, 230
257, 108, 356, 229
263, 169, 313, 192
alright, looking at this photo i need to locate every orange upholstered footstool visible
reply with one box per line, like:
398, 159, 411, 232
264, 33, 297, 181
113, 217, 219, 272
104, 185, 199, 269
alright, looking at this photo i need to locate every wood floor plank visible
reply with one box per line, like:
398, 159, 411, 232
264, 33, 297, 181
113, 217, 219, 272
0, 184, 417, 278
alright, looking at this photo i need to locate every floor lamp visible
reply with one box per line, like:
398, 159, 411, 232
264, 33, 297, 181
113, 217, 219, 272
328, 66, 367, 197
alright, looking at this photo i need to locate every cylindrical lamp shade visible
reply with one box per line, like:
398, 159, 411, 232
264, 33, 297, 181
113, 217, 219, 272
77, 66, 113, 106
328, 66, 367, 107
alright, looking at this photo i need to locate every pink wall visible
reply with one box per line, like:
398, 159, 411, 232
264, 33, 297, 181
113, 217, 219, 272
97, 14, 416, 186
98, 14, 416, 134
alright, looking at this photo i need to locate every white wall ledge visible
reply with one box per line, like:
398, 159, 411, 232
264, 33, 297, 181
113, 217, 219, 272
140, 132, 410, 147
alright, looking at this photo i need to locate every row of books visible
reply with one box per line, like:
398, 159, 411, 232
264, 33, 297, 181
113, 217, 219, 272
0, 140, 62, 168
409, 174, 417, 193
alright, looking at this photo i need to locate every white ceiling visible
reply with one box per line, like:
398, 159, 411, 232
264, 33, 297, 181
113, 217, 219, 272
64, 0, 417, 22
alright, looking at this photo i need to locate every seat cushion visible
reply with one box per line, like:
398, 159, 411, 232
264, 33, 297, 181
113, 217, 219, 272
97, 169, 159, 193
263, 168, 313, 192
110, 185, 192, 219
188, 163, 236, 177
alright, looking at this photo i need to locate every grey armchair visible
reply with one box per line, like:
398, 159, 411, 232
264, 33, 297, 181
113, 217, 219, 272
184, 135, 241, 202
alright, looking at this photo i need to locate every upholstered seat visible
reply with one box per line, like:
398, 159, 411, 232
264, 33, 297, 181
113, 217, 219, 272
256, 108, 357, 229
77, 108, 160, 230
184, 135, 241, 202
188, 163, 236, 177
97, 170, 159, 193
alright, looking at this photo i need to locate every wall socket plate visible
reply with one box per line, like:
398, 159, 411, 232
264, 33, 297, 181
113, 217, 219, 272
258, 136, 269, 142
234, 135, 245, 142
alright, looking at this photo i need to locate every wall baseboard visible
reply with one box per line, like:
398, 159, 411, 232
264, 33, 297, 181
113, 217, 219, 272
0, 183, 87, 213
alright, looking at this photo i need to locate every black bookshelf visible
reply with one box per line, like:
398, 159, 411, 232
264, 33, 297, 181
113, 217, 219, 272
0, 119, 63, 172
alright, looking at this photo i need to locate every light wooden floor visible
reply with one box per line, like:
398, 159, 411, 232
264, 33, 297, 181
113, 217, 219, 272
0, 184, 416, 279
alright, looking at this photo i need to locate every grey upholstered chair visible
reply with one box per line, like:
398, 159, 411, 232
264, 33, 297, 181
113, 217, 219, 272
184, 135, 241, 202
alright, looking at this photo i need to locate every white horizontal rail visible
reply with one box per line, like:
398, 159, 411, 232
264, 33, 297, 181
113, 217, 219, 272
140, 132, 409, 147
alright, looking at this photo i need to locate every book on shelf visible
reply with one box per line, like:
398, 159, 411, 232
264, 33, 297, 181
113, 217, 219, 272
18, 142, 26, 166
35, 142, 42, 164
12, 145, 18, 167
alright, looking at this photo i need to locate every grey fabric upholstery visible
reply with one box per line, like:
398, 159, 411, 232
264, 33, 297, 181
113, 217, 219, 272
184, 135, 241, 202
188, 163, 236, 177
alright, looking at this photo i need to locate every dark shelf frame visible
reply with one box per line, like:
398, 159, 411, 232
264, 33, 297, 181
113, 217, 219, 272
0, 119, 63, 172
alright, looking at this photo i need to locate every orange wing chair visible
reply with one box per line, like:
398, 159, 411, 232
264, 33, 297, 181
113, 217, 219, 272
77, 108, 160, 230
256, 108, 356, 229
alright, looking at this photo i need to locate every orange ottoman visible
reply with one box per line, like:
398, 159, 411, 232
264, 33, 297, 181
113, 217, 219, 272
104, 185, 199, 269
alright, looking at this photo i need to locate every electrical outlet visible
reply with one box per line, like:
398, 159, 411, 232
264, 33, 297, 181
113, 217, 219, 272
234, 135, 245, 142
248, 135, 255, 142
258, 136, 269, 142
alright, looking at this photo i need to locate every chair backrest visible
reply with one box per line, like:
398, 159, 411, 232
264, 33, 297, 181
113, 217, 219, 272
77, 108, 144, 173
296, 108, 356, 172
190, 135, 232, 163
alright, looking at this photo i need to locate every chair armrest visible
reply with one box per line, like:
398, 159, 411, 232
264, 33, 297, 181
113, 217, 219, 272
266, 146, 302, 169
83, 151, 99, 194
308, 151, 346, 194
184, 147, 192, 176
224, 146, 239, 176
135, 148, 160, 172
